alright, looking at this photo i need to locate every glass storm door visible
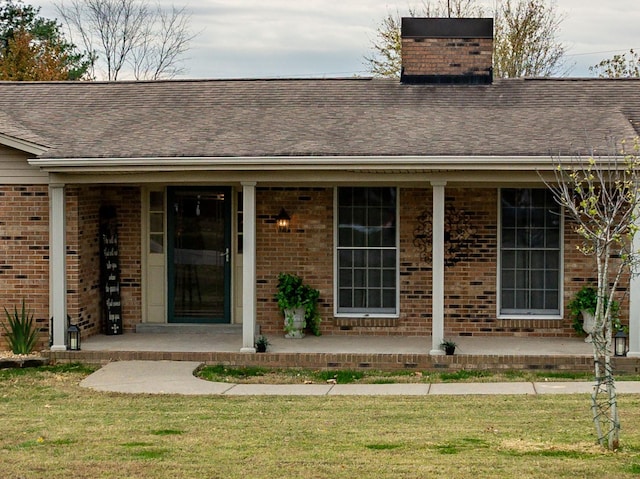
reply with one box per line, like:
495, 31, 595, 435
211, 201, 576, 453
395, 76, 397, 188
168, 187, 231, 323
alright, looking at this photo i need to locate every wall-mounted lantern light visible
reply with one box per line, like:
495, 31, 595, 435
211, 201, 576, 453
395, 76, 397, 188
276, 207, 291, 233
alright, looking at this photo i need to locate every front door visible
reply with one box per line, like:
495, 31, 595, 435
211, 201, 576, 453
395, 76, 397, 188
167, 187, 231, 323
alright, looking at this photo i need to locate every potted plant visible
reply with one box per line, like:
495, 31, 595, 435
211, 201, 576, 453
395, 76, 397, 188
567, 286, 619, 343
440, 339, 457, 355
275, 273, 320, 338
255, 335, 270, 353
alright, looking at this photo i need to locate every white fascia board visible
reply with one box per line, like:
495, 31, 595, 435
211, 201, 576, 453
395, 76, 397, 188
0, 133, 48, 155
28, 155, 573, 173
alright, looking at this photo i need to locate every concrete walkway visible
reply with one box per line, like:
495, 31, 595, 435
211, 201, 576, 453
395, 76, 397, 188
79, 360, 640, 396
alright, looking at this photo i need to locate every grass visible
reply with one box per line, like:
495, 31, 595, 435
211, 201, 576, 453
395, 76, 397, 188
197, 365, 639, 384
1, 365, 640, 478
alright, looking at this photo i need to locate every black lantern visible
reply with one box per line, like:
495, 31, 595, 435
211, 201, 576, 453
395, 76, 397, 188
275, 207, 291, 233
67, 324, 81, 351
614, 329, 628, 357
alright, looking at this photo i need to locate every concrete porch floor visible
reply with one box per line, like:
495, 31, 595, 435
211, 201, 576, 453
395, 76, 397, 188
81, 330, 594, 356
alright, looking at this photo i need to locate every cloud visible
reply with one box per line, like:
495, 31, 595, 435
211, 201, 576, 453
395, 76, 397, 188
36, 0, 640, 79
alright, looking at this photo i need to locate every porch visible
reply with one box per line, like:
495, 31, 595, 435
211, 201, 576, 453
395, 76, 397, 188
44, 326, 640, 373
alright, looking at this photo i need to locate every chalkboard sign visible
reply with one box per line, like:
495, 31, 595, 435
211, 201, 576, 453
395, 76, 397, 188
100, 206, 123, 335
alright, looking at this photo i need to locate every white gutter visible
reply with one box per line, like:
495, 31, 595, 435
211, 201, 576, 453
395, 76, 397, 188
28, 155, 574, 173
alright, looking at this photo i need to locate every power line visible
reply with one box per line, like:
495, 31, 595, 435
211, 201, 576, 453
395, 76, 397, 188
566, 48, 639, 57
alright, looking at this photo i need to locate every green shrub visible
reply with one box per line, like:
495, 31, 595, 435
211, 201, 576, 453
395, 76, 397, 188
567, 286, 619, 334
2, 300, 39, 355
275, 273, 321, 336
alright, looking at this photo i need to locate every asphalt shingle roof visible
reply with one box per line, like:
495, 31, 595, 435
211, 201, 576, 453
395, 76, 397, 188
0, 77, 638, 159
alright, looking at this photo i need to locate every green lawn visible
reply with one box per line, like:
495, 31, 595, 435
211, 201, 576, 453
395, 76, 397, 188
196, 364, 640, 384
1, 365, 640, 478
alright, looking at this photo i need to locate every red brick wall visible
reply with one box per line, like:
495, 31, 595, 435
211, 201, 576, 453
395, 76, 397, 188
256, 187, 334, 335
66, 186, 102, 338
103, 187, 142, 333
0, 185, 50, 349
78, 188, 102, 335
438, 188, 576, 337
442, 188, 499, 335
399, 188, 432, 333
255, 186, 604, 338
401, 37, 493, 78
65, 186, 142, 339
0, 184, 142, 348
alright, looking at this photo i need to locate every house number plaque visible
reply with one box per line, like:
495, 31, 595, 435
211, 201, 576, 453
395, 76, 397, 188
100, 206, 123, 335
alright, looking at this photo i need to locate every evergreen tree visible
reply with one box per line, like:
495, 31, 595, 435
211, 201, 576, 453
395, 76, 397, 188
0, 0, 90, 80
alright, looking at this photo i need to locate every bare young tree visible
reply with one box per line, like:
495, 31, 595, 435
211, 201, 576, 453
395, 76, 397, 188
56, 0, 195, 81
363, 11, 402, 79
494, 0, 567, 78
544, 139, 640, 450
364, 0, 568, 78
129, 4, 191, 80
590, 49, 640, 78
419, 0, 483, 17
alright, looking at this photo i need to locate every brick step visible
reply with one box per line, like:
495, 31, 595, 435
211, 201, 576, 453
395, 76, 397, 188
45, 350, 639, 374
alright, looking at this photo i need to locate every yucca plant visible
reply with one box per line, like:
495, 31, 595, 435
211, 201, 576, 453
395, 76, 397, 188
2, 300, 39, 355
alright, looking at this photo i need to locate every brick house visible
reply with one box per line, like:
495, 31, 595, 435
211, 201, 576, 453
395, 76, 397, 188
1, 18, 640, 356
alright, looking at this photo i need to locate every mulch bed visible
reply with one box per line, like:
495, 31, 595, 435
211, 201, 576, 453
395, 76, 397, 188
0, 351, 48, 369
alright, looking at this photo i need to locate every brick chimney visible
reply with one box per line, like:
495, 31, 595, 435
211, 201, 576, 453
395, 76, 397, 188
400, 18, 493, 84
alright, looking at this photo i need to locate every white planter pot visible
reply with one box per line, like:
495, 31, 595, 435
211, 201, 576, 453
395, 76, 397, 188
284, 307, 305, 339
581, 310, 595, 343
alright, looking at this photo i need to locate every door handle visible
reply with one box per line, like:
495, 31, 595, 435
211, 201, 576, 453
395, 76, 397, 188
220, 248, 230, 263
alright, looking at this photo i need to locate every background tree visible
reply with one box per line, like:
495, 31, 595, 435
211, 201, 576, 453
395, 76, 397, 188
494, 0, 566, 77
364, 12, 402, 79
365, 0, 568, 78
0, 27, 69, 80
544, 139, 640, 450
56, 0, 195, 81
0, 0, 90, 80
590, 49, 640, 78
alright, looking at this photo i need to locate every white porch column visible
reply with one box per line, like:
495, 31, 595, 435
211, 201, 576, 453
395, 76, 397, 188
49, 183, 67, 351
430, 181, 446, 355
240, 182, 257, 353
628, 217, 640, 357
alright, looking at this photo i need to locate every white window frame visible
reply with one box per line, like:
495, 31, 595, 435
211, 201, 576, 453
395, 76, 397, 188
497, 187, 564, 320
334, 186, 400, 318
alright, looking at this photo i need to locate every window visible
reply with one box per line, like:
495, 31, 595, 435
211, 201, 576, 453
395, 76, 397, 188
500, 188, 561, 315
237, 191, 243, 254
336, 187, 398, 315
149, 190, 164, 254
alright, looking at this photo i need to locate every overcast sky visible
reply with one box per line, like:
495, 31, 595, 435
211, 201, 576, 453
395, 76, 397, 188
38, 0, 640, 79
